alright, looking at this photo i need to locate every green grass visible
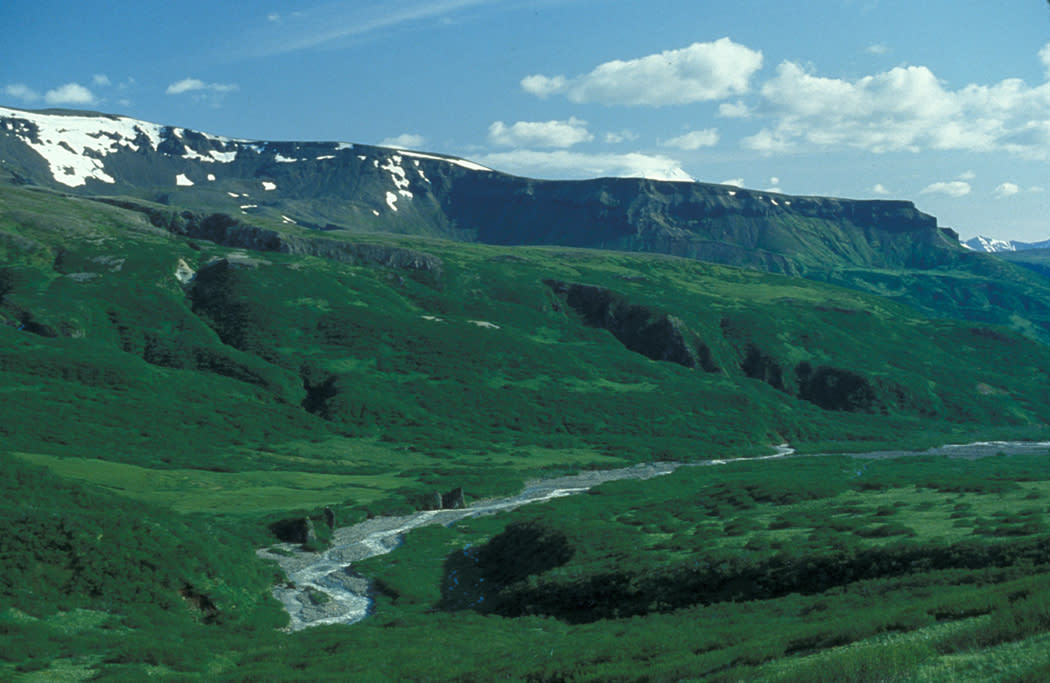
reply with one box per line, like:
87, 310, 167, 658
5, 182, 1050, 679
11, 451, 403, 513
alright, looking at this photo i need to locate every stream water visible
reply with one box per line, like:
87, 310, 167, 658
256, 441, 1049, 631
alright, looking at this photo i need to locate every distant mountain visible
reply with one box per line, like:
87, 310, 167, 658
0, 105, 959, 277
963, 235, 1050, 253
14, 105, 1050, 344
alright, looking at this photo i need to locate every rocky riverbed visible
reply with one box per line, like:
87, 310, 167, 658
256, 461, 684, 631
257, 441, 1050, 631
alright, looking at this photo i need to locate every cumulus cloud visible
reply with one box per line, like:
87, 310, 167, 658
660, 129, 719, 151
718, 101, 752, 118
92, 74, 111, 87
521, 38, 763, 106
958, 170, 976, 180
1041, 43, 1050, 79
44, 83, 97, 105
865, 43, 889, 56
994, 182, 1020, 198
166, 78, 239, 95
3, 83, 41, 103
487, 117, 592, 148
921, 181, 971, 197
5, 81, 98, 106
743, 48, 1050, 160
604, 129, 638, 144
380, 133, 426, 149
871, 183, 890, 195
473, 149, 693, 182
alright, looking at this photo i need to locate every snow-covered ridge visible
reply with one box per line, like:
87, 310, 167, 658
964, 235, 1016, 253
963, 235, 1050, 253
0, 106, 164, 187
398, 149, 492, 173
0, 106, 500, 192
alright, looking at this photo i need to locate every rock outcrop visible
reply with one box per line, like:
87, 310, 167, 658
546, 280, 718, 372
420, 487, 467, 511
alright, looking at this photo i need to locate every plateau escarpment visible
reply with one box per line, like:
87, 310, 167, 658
9, 105, 1050, 342
0, 105, 949, 277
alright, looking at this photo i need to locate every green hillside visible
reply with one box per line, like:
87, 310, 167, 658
4, 181, 1050, 680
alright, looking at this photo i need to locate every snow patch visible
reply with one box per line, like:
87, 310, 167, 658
421, 315, 444, 322
336, 143, 353, 151
275, 153, 299, 163
227, 192, 241, 198
728, 190, 737, 196
0, 106, 165, 187
399, 150, 492, 172
469, 320, 500, 329
282, 215, 297, 224
180, 145, 214, 163
316, 155, 335, 161
372, 209, 380, 216
380, 155, 413, 200
240, 204, 258, 209
262, 181, 277, 191
385, 192, 398, 212
207, 173, 216, 181
208, 149, 237, 163
176, 173, 194, 186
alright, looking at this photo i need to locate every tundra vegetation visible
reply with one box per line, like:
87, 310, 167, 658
3, 180, 1050, 680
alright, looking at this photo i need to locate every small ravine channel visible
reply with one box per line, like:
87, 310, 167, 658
257, 441, 1049, 631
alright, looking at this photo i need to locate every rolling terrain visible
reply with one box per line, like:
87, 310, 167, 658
3, 106, 1050, 680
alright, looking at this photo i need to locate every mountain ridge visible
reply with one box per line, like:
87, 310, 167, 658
0, 104, 953, 277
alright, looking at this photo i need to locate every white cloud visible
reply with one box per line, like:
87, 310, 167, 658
743, 47, 1050, 160
865, 43, 889, 56
487, 117, 592, 148
473, 149, 693, 182
6, 82, 101, 106
994, 182, 1020, 198
745, 61, 972, 154
92, 74, 111, 87
871, 183, 890, 195
521, 38, 763, 106
3, 83, 41, 103
380, 133, 426, 149
718, 101, 751, 118
166, 78, 238, 95
660, 128, 719, 151
958, 170, 976, 180
521, 74, 566, 99
921, 181, 971, 197
44, 83, 97, 106
721, 178, 745, 188
1040, 43, 1050, 79
604, 129, 638, 144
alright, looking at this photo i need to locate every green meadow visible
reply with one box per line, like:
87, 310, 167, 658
4, 183, 1050, 679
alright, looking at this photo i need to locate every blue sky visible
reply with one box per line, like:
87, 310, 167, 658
4, 0, 1050, 241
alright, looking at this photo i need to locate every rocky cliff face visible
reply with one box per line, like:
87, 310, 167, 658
0, 105, 957, 274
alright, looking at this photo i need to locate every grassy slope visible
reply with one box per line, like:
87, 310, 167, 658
3, 183, 1050, 679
